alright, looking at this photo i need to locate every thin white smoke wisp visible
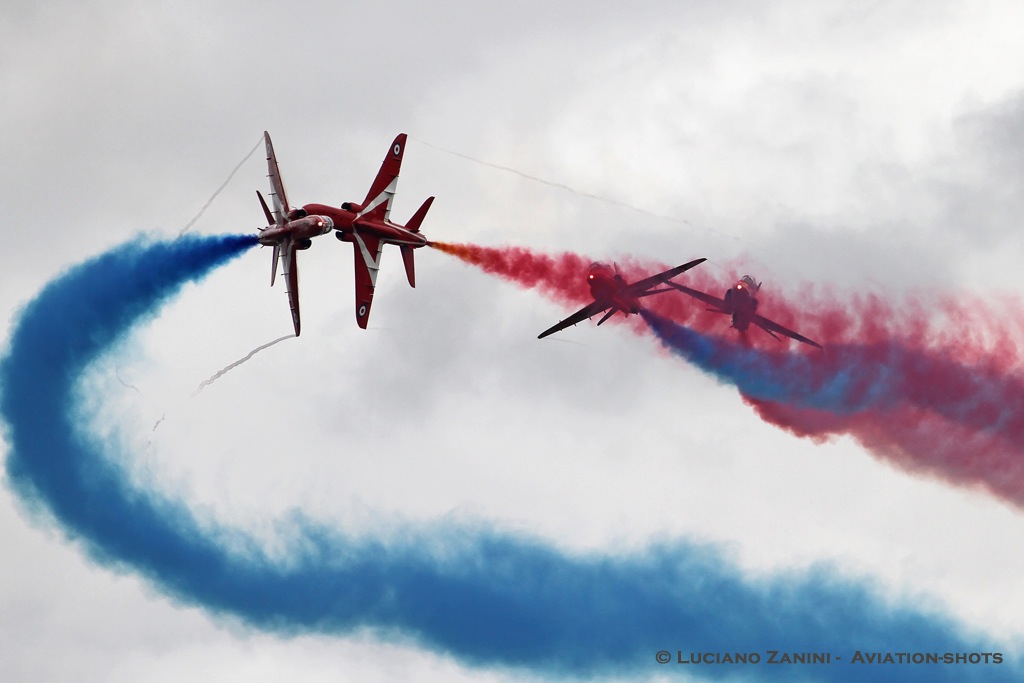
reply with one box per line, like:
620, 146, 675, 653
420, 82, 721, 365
409, 135, 743, 243
193, 334, 295, 395
178, 136, 263, 237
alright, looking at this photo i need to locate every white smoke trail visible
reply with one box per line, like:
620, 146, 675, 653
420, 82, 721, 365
114, 366, 141, 394
193, 335, 294, 395
178, 135, 263, 237
409, 135, 741, 243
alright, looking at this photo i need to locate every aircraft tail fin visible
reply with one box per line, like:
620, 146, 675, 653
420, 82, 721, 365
406, 196, 434, 233
401, 245, 416, 287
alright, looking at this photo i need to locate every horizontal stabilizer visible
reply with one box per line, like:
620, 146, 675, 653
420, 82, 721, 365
257, 190, 274, 226
401, 245, 416, 287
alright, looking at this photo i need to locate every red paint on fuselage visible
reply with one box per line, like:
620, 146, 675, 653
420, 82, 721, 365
301, 203, 428, 247
714, 276, 761, 331
725, 280, 759, 331
587, 263, 641, 316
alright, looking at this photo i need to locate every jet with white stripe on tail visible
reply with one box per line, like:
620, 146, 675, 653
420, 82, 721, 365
258, 131, 433, 333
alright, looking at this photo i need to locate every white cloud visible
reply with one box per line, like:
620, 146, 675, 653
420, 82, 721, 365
4, 1, 1024, 680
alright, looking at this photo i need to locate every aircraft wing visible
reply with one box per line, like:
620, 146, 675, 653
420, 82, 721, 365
753, 314, 822, 349
264, 131, 290, 224
280, 236, 301, 336
537, 300, 610, 339
626, 258, 707, 296
668, 282, 728, 311
359, 133, 406, 222
352, 231, 385, 329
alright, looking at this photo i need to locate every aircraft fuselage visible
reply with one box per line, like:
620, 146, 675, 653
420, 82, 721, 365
723, 282, 759, 331
258, 214, 333, 246
587, 264, 641, 315
302, 203, 428, 248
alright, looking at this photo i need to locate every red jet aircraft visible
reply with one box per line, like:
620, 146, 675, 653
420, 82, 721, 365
538, 259, 706, 339
256, 132, 334, 336
258, 131, 434, 334
669, 275, 822, 349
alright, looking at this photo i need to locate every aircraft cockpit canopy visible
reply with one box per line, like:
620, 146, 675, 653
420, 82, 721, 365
738, 275, 759, 290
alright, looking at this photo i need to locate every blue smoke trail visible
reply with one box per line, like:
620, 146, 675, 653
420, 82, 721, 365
641, 310, 1023, 438
641, 310, 905, 414
0, 235, 1018, 680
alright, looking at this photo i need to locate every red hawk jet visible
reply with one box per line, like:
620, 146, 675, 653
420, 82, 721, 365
669, 275, 822, 349
538, 259, 706, 339
258, 131, 433, 334
256, 133, 334, 336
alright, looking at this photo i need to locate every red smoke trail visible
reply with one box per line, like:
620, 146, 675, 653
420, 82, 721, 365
431, 241, 1024, 507
429, 241, 596, 307
430, 241, 827, 346
642, 300, 1024, 507
430, 241, 1024, 375
429, 240, 938, 351
749, 399, 1024, 506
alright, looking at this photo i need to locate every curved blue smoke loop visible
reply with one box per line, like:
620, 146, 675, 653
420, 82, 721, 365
0, 234, 1017, 680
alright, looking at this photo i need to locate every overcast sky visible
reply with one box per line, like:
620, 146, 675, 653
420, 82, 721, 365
3, 1, 1024, 681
